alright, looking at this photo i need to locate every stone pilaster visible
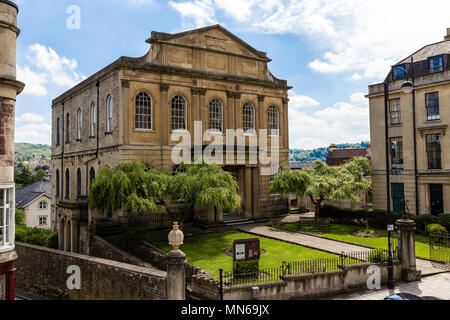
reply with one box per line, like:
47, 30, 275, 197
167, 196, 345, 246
282, 98, 289, 149
244, 167, 253, 219
226, 91, 234, 130
166, 250, 186, 300
160, 83, 169, 145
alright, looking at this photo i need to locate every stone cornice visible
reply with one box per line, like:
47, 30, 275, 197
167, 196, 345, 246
0, 77, 25, 94
0, 21, 20, 36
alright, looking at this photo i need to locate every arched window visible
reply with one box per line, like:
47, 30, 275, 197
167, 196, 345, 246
56, 118, 61, 145
243, 103, 255, 134
56, 169, 60, 198
65, 169, 70, 200
135, 92, 152, 130
268, 106, 279, 136
171, 95, 187, 131
77, 168, 82, 198
209, 98, 223, 132
107, 95, 113, 132
39, 201, 47, 209
90, 102, 96, 137
90, 167, 96, 187
77, 108, 82, 140
66, 113, 70, 142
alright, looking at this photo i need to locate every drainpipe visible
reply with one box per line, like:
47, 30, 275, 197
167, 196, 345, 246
411, 57, 419, 215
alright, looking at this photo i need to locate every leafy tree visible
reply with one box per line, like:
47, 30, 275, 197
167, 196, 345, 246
169, 161, 241, 213
89, 161, 171, 217
270, 157, 372, 219
15, 162, 33, 186
33, 169, 46, 183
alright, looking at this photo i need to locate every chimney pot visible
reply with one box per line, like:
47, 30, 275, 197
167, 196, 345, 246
445, 28, 450, 41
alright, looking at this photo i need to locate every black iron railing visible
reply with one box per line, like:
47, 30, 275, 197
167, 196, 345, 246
222, 248, 399, 286
429, 232, 450, 268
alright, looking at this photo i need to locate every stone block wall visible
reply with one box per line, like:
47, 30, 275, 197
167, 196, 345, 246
15, 242, 167, 300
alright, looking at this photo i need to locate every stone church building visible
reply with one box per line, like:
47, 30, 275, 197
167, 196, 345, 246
51, 25, 291, 253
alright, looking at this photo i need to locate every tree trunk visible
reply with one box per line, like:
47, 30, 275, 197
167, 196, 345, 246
314, 203, 321, 219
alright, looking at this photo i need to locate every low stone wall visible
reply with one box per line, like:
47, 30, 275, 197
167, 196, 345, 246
189, 274, 220, 300
91, 236, 149, 267
15, 242, 167, 300
223, 261, 402, 300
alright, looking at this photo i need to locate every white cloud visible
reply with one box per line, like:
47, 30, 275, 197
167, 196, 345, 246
289, 92, 369, 149
289, 91, 320, 110
15, 123, 51, 144
16, 113, 45, 123
169, 0, 217, 28
16, 66, 48, 96
18, 44, 86, 96
169, 0, 450, 81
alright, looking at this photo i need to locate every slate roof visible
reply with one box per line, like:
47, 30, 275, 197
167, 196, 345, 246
326, 148, 367, 166
290, 162, 316, 170
15, 179, 51, 208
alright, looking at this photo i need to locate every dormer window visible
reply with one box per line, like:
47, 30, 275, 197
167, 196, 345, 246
429, 55, 444, 73
393, 64, 407, 80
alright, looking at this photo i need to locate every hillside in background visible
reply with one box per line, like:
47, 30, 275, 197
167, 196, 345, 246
290, 141, 369, 163
15, 143, 51, 164
13, 142, 369, 165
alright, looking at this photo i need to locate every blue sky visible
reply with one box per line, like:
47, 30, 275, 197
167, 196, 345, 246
12, 0, 450, 148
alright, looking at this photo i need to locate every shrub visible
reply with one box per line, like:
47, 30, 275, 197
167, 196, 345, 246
266, 221, 274, 227
234, 259, 259, 275
414, 214, 438, 233
15, 209, 26, 227
437, 214, 450, 231
427, 223, 447, 235
367, 249, 389, 263
15, 225, 58, 248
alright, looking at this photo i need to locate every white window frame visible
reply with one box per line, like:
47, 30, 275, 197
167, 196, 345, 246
39, 201, 47, 210
77, 108, 82, 140
243, 103, 256, 135
268, 105, 280, 136
135, 92, 152, 130
209, 98, 223, 133
171, 95, 188, 132
90, 102, 97, 137
107, 95, 113, 133
0, 185, 15, 253
39, 216, 47, 226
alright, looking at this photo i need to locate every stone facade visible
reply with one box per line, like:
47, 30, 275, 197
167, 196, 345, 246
0, 0, 24, 300
368, 29, 450, 215
51, 25, 291, 253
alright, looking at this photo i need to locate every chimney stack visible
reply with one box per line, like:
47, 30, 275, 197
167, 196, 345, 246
445, 28, 450, 41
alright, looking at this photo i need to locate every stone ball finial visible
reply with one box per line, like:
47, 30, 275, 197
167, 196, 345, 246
168, 222, 184, 251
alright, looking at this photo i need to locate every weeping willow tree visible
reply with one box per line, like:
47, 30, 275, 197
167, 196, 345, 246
270, 157, 372, 218
169, 161, 241, 212
89, 161, 171, 217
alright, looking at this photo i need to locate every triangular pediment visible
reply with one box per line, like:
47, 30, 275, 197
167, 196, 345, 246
148, 25, 270, 61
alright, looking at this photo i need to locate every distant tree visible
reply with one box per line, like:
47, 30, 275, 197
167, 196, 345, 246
15, 163, 33, 186
89, 161, 171, 217
271, 157, 372, 218
33, 169, 46, 183
169, 161, 241, 213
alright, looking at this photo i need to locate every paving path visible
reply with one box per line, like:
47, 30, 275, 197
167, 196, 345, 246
329, 272, 450, 300
238, 224, 447, 277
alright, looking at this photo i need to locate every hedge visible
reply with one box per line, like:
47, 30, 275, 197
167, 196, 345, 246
318, 204, 448, 234
15, 225, 58, 249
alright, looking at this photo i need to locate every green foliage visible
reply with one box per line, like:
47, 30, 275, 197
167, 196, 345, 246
14, 143, 51, 163
14, 164, 46, 187
437, 214, 450, 231
15, 226, 58, 249
15, 209, 26, 227
290, 141, 369, 162
367, 249, 389, 263
271, 157, 372, 218
414, 214, 438, 233
89, 161, 170, 216
123, 226, 160, 249
169, 161, 241, 211
266, 221, 274, 227
234, 259, 259, 275
427, 223, 447, 235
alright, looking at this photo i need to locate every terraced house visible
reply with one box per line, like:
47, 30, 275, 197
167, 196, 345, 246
51, 25, 291, 253
368, 29, 450, 216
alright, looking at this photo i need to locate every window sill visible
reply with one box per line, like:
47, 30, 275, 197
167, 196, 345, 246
65, 141, 70, 144
171, 130, 190, 134
134, 129, 155, 133
104, 131, 113, 135
389, 123, 402, 127
89, 135, 96, 139
76, 139, 82, 142
0, 244, 15, 253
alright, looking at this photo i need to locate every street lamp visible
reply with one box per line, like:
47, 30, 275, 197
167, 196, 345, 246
383, 56, 417, 290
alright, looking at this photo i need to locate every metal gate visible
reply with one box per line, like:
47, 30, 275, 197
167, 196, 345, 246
429, 232, 449, 269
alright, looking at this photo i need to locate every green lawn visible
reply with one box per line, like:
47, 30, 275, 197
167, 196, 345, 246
280, 223, 432, 260
157, 232, 340, 279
